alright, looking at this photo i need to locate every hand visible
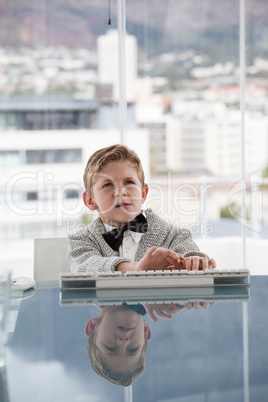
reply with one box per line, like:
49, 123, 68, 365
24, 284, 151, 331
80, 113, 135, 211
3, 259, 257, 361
144, 303, 185, 322
167, 255, 216, 271
137, 247, 184, 271
185, 301, 216, 310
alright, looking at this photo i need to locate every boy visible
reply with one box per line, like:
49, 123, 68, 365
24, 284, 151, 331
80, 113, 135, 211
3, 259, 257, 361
85, 304, 151, 386
85, 301, 187, 386
67, 144, 216, 274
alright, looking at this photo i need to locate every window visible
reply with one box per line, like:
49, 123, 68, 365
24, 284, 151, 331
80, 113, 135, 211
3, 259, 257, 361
26, 149, 82, 164
0, 151, 20, 166
27, 192, 38, 201
63, 189, 80, 199
0, 1, 267, 274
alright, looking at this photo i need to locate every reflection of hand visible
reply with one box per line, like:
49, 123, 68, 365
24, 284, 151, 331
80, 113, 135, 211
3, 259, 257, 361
185, 301, 216, 310
144, 303, 185, 322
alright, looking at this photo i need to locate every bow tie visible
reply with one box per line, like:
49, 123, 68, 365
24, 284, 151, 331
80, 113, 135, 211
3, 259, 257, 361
103, 213, 148, 251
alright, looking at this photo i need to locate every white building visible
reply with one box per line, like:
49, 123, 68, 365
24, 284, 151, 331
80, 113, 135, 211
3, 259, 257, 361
97, 30, 138, 101
0, 128, 150, 242
166, 102, 268, 177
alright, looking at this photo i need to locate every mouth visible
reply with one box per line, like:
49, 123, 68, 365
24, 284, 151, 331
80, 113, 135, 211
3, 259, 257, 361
115, 202, 131, 208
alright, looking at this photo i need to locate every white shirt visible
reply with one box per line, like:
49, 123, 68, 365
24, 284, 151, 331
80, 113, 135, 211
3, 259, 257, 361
103, 213, 146, 261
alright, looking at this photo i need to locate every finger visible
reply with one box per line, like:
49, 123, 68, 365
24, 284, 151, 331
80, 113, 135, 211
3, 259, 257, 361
148, 311, 158, 322
147, 246, 157, 256
151, 247, 166, 257
144, 305, 158, 322
208, 258, 217, 268
185, 257, 193, 271
166, 303, 177, 311
166, 305, 185, 314
180, 259, 186, 270
166, 256, 174, 264
193, 301, 200, 310
168, 250, 185, 261
192, 256, 199, 271
185, 301, 193, 310
166, 255, 182, 268
201, 301, 209, 309
154, 306, 172, 319
201, 257, 208, 271
176, 255, 185, 266
164, 263, 176, 271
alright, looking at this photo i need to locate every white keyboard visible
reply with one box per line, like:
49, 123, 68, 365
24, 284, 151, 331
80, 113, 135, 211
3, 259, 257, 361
59, 268, 250, 290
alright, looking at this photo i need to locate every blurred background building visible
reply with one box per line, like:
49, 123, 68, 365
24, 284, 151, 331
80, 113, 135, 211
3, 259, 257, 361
0, 0, 268, 276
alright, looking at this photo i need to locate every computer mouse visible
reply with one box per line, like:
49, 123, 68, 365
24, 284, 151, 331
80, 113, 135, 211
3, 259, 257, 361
11, 277, 36, 291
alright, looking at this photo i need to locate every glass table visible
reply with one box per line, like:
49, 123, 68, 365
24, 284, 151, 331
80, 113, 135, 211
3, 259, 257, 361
1, 276, 267, 402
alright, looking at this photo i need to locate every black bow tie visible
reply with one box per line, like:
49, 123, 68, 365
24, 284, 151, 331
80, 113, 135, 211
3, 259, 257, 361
103, 213, 148, 251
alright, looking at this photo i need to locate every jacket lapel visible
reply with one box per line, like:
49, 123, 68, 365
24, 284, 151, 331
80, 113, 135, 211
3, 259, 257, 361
88, 217, 119, 256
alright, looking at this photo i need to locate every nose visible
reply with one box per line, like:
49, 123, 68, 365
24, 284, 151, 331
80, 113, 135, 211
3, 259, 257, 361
117, 328, 132, 341
114, 183, 127, 197
117, 333, 130, 341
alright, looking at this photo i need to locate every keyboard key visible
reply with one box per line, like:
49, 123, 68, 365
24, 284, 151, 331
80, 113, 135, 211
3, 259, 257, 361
137, 271, 148, 276
204, 269, 214, 274
162, 270, 175, 275
125, 271, 139, 276
113, 271, 123, 276
238, 268, 250, 274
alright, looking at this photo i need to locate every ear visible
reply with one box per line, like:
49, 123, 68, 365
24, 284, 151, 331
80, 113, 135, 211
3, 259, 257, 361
85, 318, 100, 337
141, 183, 149, 204
83, 191, 98, 210
144, 321, 152, 340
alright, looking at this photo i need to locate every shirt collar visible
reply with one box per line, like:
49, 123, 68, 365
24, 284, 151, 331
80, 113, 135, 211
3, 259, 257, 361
103, 210, 146, 233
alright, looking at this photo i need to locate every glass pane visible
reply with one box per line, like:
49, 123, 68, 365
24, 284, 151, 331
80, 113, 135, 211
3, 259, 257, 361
0, 1, 123, 276
124, 0, 267, 270
0, 1, 267, 276
127, 1, 239, 196
124, 0, 267, 272
245, 0, 268, 239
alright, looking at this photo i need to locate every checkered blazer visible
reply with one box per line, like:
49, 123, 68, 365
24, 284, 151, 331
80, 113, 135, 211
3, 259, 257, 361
67, 208, 207, 274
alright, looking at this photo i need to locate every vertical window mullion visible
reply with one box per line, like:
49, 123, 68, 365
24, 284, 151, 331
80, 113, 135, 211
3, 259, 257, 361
117, 0, 127, 145
240, 0, 246, 267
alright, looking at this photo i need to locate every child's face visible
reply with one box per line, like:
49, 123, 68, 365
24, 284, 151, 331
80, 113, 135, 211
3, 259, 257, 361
83, 161, 148, 227
86, 306, 151, 372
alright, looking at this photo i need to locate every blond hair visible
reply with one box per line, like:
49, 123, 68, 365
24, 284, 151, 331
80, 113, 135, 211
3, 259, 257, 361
87, 332, 148, 386
83, 144, 145, 194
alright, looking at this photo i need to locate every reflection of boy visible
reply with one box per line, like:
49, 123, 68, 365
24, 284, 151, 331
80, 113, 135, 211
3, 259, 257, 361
85, 304, 151, 386
67, 144, 216, 274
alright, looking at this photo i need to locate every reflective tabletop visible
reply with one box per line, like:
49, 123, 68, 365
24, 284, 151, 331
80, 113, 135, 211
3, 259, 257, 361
1, 276, 268, 402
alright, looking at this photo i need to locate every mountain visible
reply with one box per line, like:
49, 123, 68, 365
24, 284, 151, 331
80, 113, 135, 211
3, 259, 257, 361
0, 0, 268, 60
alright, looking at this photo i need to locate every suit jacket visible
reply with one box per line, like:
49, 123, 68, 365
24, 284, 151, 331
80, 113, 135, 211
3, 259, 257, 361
67, 208, 207, 274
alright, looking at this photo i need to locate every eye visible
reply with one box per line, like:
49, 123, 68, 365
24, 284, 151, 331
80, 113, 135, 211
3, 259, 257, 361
128, 347, 139, 354
125, 180, 135, 185
105, 345, 116, 352
102, 182, 112, 188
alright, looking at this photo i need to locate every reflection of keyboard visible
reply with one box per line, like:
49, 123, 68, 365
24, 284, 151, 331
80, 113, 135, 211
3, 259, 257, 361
59, 285, 251, 307
59, 268, 250, 290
